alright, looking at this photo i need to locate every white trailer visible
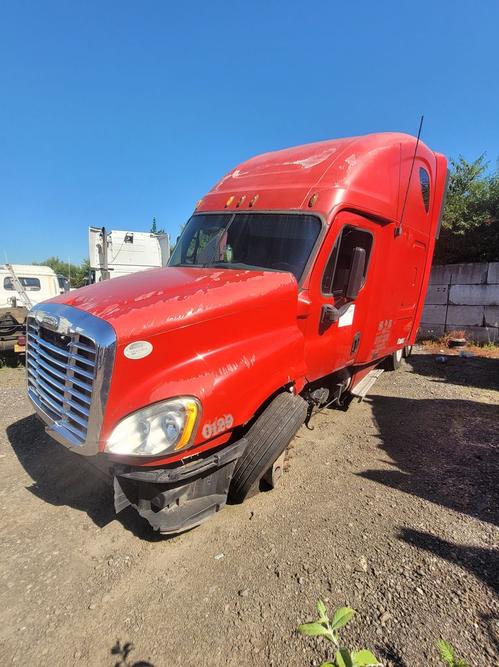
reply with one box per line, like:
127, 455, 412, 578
0, 264, 63, 354
0, 264, 61, 309
88, 227, 170, 283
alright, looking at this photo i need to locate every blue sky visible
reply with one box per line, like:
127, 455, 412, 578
1, 1, 498, 264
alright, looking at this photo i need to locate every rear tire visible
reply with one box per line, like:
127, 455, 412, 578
403, 345, 413, 358
229, 391, 308, 504
384, 347, 403, 371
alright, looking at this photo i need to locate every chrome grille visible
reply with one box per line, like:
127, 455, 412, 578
27, 318, 96, 443
26, 303, 116, 455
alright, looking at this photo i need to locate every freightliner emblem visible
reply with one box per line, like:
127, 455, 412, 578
36, 311, 60, 331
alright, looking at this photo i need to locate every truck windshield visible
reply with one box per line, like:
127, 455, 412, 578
169, 212, 322, 281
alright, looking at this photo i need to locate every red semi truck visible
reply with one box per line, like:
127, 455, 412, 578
27, 132, 448, 534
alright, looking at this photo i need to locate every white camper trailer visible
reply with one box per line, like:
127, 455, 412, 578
0, 264, 62, 354
88, 227, 170, 283
0, 264, 60, 309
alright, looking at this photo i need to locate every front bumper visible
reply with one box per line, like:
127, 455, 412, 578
113, 438, 247, 534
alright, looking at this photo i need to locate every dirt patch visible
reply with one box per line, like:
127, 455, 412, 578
0, 351, 497, 666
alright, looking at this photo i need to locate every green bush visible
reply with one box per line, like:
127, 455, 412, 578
435, 155, 499, 264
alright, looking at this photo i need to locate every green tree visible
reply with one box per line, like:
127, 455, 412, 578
435, 155, 499, 263
72, 259, 90, 287
151, 217, 165, 235
36, 257, 90, 288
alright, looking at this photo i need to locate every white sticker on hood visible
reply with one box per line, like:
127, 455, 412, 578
124, 341, 153, 360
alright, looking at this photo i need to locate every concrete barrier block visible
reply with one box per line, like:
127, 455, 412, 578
449, 284, 499, 306
418, 323, 445, 339
484, 306, 499, 328
446, 305, 485, 327
461, 326, 499, 344
487, 262, 499, 284
422, 304, 446, 324
430, 264, 453, 285
425, 285, 449, 304
430, 263, 488, 285
449, 263, 488, 285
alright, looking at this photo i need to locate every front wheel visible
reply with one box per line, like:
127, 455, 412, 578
228, 391, 308, 504
384, 347, 403, 371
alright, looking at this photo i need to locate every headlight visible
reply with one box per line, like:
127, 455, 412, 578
105, 397, 201, 456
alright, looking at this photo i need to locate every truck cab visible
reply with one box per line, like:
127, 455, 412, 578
0, 264, 61, 355
26, 133, 448, 535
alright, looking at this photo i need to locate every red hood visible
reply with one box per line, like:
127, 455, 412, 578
49, 267, 298, 343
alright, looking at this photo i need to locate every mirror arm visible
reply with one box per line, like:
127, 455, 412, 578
320, 302, 351, 326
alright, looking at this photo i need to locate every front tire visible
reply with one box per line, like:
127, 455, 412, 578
229, 391, 308, 504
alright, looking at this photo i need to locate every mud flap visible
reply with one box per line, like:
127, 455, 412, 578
114, 476, 132, 514
113, 439, 247, 534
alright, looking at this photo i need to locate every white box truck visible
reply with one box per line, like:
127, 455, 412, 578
88, 227, 170, 283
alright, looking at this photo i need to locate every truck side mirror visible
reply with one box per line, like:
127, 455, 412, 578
345, 246, 366, 300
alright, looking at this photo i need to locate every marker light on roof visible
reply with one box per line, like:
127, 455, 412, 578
249, 194, 259, 207
195, 199, 203, 210
236, 195, 246, 207
225, 195, 235, 208
308, 193, 318, 207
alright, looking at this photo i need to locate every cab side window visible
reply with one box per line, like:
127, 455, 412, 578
419, 168, 430, 213
322, 226, 373, 298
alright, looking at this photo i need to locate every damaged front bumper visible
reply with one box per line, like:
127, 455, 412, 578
113, 438, 247, 534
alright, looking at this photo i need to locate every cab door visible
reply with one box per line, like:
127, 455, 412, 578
303, 212, 377, 381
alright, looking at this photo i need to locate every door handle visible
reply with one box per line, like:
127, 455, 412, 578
351, 332, 361, 354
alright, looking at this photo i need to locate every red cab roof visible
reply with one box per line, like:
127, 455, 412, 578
197, 132, 441, 224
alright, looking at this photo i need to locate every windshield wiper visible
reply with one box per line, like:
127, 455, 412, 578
209, 261, 256, 269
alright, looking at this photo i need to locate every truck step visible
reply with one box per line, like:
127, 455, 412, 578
350, 368, 384, 400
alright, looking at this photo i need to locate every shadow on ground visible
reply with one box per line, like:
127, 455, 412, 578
375, 643, 409, 667
362, 355, 499, 657
406, 352, 499, 391
6, 414, 160, 540
359, 355, 499, 527
111, 640, 155, 667
399, 527, 499, 596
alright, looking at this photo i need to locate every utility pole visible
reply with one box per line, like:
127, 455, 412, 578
101, 227, 110, 281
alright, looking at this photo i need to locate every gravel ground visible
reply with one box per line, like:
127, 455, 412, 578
0, 350, 497, 667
